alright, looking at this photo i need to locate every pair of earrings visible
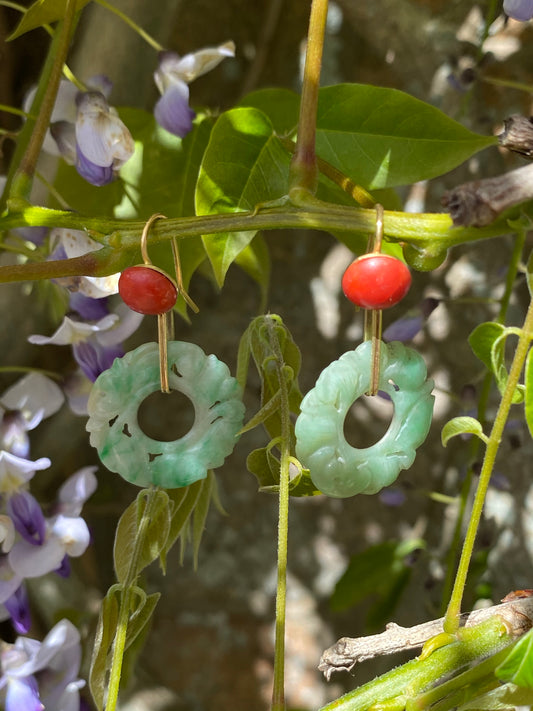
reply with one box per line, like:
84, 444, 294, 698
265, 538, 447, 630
86, 214, 245, 489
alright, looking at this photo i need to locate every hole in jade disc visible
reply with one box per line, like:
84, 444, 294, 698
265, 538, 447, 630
137, 389, 195, 442
343, 393, 394, 449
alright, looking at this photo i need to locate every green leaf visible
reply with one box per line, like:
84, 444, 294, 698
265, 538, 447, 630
240, 391, 282, 434
113, 489, 171, 585
491, 331, 525, 403
246, 443, 321, 496
496, 628, 533, 688
160, 481, 203, 569
459, 682, 533, 710
119, 109, 214, 220
441, 417, 489, 447
89, 584, 121, 711
469, 323, 524, 402
237, 314, 302, 441
124, 587, 160, 653
52, 160, 125, 216
525, 348, 533, 440
315, 84, 496, 190
8, 0, 91, 39
527, 250, 533, 298
196, 107, 290, 285
238, 88, 300, 135
192, 472, 214, 569
469, 322, 506, 371
330, 539, 424, 613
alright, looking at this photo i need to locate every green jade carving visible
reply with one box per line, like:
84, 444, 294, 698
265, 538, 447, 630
295, 341, 434, 498
86, 341, 245, 489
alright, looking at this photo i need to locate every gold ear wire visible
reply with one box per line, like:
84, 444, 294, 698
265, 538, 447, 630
140, 212, 166, 266
139, 214, 200, 392
139, 214, 172, 393
171, 237, 199, 314
364, 204, 384, 395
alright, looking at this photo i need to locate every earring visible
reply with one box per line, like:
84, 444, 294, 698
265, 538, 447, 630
295, 206, 433, 498
295, 341, 434, 498
86, 215, 245, 489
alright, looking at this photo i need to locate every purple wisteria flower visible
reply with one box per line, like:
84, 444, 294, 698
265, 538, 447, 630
8, 467, 96, 580
4, 585, 31, 635
74, 91, 134, 186
24, 77, 133, 186
154, 40, 235, 137
504, 0, 533, 20
28, 300, 143, 386
0, 618, 85, 711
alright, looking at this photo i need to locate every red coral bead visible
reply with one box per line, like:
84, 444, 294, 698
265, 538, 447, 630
118, 266, 178, 315
342, 254, 412, 310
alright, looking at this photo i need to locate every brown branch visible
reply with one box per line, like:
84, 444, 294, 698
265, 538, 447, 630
442, 162, 533, 227
319, 595, 533, 680
499, 115, 533, 158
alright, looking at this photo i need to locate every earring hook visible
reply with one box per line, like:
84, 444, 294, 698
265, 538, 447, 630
364, 204, 384, 395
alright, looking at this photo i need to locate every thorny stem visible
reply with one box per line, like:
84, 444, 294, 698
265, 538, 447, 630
288, 0, 329, 196
444, 258, 533, 632
440, 230, 526, 614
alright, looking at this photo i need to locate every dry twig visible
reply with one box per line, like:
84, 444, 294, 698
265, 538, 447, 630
319, 595, 533, 680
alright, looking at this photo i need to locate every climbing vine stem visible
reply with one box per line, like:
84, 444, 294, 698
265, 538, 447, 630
102, 488, 160, 711
444, 234, 533, 633
269, 318, 292, 711
440, 229, 527, 615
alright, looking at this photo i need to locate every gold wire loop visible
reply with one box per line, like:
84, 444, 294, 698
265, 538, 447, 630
140, 213, 166, 265
365, 203, 385, 395
139, 214, 200, 391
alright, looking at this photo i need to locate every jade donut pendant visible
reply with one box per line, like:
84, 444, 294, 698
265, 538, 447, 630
295, 341, 434, 498
86, 341, 245, 489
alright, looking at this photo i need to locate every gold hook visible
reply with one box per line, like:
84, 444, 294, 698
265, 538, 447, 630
140, 212, 166, 266
365, 204, 384, 396
139, 214, 200, 392
171, 237, 199, 314
140, 214, 172, 393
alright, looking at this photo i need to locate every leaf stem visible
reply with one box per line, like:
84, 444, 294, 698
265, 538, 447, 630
288, 0, 329, 196
444, 262, 533, 632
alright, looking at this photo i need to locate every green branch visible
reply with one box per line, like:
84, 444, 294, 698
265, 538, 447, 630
319, 615, 514, 711
0, 199, 526, 283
